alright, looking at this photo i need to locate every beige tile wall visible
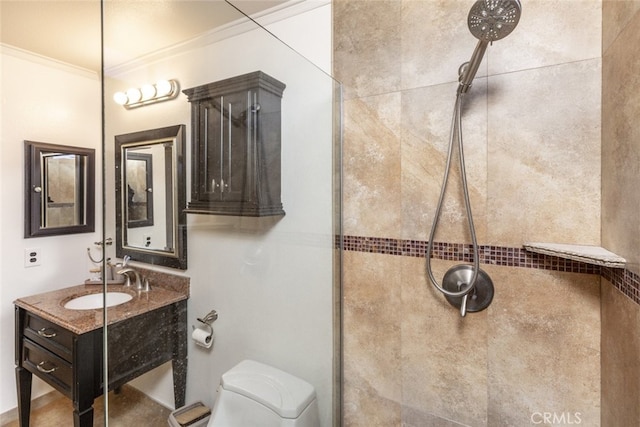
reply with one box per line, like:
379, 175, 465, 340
601, 1, 640, 425
602, 1, 640, 275
601, 279, 640, 425
335, 0, 606, 425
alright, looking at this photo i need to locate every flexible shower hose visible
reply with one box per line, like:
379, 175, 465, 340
426, 89, 480, 312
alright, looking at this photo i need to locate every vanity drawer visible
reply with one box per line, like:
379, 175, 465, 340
23, 313, 73, 362
23, 339, 72, 397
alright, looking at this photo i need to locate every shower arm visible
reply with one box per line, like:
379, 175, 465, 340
458, 40, 489, 94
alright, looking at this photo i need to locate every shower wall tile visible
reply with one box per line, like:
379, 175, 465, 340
333, 0, 402, 100
486, 59, 601, 246
401, 407, 469, 427
343, 94, 402, 238
602, 0, 640, 54
401, 81, 488, 243
400, 0, 486, 90
601, 279, 640, 425
601, 6, 640, 425
601, 8, 640, 275
401, 257, 488, 427
341, 256, 602, 427
335, 0, 605, 425
486, 266, 601, 426
342, 251, 402, 427
488, 0, 602, 76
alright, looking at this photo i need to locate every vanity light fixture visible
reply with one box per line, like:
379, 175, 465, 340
113, 79, 179, 109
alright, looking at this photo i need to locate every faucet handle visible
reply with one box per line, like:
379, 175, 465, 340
121, 273, 133, 287
139, 276, 151, 292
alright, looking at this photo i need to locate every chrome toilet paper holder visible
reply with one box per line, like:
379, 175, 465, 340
195, 310, 218, 336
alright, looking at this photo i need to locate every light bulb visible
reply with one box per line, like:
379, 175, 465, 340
113, 92, 128, 105
140, 84, 156, 100
155, 80, 174, 97
126, 88, 142, 103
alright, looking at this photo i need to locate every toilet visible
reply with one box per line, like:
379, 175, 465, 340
208, 360, 320, 427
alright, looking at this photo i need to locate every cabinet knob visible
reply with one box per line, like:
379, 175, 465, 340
33, 186, 42, 193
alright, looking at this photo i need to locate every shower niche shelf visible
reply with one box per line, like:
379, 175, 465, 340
183, 71, 286, 217
523, 242, 626, 268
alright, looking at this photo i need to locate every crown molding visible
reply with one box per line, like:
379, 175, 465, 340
104, 0, 330, 77
1, 43, 99, 80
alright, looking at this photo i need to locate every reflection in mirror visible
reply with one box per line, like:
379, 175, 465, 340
24, 141, 95, 237
126, 151, 153, 228
115, 125, 186, 269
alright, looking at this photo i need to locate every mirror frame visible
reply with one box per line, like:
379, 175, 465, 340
115, 124, 187, 269
24, 140, 95, 238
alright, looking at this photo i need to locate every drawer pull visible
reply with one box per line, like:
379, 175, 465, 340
36, 361, 57, 374
37, 328, 57, 338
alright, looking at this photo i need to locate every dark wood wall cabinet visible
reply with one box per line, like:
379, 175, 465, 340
183, 71, 286, 217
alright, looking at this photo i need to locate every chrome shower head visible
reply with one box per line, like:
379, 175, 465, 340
458, 0, 522, 94
468, 0, 522, 42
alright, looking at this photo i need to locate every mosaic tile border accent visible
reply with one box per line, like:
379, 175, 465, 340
602, 266, 640, 305
337, 235, 640, 305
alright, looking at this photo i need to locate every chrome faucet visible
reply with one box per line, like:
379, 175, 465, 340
117, 267, 151, 292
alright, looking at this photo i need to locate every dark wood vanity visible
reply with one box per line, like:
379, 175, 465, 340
14, 283, 188, 427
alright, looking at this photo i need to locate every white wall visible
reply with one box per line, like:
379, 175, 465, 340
0, 47, 102, 412
105, 2, 336, 426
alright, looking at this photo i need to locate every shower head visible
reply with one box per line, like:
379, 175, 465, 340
468, 0, 522, 42
458, 0, 522, 94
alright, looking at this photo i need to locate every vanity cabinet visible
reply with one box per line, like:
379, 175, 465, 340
183, 71, 286, 217
15, 301, 187, 427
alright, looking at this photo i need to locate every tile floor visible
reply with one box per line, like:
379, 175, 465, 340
1, 386, 172, 427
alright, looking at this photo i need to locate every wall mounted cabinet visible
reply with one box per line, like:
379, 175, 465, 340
183, 71, 286, 217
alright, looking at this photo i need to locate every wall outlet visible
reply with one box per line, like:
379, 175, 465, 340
24, 248, 41, 267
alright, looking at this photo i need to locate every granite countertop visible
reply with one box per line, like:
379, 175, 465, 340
14, 282, 188, 335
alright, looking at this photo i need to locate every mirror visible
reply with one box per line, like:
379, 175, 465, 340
24, 141, 95, 237
115, 125, 186, 269
126, 152, 154, 228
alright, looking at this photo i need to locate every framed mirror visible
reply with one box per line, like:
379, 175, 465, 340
115, 125, 187, 269
24, 141, 95, 238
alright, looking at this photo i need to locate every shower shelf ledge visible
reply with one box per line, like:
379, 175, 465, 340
523, 242, 626, 268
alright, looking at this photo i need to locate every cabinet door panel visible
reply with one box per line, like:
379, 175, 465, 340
200, 100, 223, 200
221, 91, 251, 203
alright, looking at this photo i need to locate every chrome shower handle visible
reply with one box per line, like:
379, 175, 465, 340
460, 294, 469, 317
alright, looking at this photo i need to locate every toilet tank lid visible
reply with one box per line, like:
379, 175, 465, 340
221, 360, 317, 419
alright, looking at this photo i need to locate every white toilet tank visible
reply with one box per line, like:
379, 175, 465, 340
208, 360, 320, 427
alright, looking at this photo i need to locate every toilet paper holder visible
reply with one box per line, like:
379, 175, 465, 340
196, 310, 218, 335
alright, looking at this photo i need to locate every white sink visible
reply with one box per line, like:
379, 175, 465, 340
64, 292, 133, 310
